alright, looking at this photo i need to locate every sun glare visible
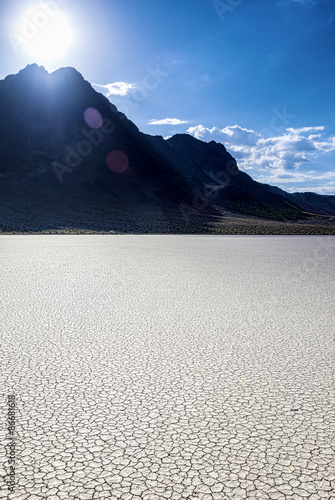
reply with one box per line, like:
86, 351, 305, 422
21, 11, 73, 66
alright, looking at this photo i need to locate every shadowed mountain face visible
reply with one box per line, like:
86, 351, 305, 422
0, 64, 190, 202
0, 64, 334, 232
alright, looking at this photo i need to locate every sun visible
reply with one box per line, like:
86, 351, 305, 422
21, 10, 73, 67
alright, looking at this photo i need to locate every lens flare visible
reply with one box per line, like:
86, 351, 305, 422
84, 108, 103, 129
106, 150, 129, 173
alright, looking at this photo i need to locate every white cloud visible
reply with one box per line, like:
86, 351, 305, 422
255, 171, 334, 184
287, 126, 324, 134
149, 118, 189, 126
186, 124, 335, 172
92, 82, 135, 97
187, 124, 259, 146
284, 182, 335, 195
251, 171, 335, 197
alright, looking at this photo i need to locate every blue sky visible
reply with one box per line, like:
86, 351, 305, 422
1, 0, 334, 194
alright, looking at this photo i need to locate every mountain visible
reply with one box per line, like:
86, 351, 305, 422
0, 64, 334, 233
263, 184, 335, 216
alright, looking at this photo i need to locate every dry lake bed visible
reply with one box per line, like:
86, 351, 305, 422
0, 235, 334, 500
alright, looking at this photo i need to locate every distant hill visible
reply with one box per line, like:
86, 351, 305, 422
0, 64, 334, 232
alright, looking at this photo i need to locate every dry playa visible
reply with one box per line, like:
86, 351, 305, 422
0, 235, 334, 500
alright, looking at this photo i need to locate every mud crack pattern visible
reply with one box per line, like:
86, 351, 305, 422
0, 235, 334, 499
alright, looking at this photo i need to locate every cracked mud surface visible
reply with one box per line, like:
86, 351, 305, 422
1, 235, 334, 500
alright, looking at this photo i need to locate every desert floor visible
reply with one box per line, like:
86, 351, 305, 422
1, 236, 334, 499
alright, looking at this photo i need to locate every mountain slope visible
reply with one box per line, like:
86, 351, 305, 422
0, 64, 191, 203
0, 64, 334, 233
263, 185, 335, 215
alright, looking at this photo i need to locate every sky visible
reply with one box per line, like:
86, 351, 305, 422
0, 0, 334, 194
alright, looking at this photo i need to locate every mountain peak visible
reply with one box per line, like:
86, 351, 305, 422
51, 66, 85, 80
14, 64, 85, 87
0, 64, 334, 230
19, 64, 49, 77
23, 63, 47, 70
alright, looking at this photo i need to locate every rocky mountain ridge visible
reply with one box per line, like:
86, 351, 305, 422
0, 64, 334, 232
